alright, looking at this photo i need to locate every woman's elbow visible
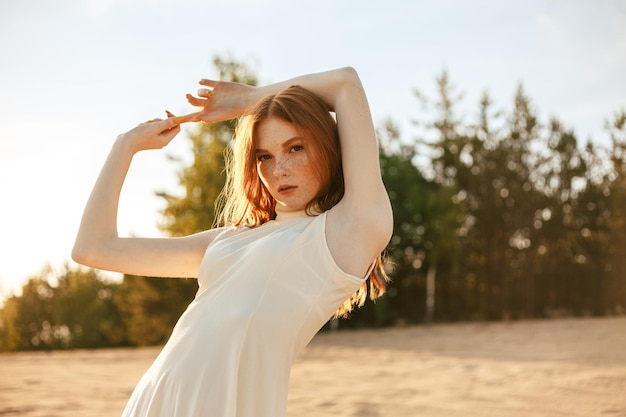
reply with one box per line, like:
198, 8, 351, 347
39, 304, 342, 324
336, 66, 362, 88
71, 244, 91, 267
71, 241, 102, 268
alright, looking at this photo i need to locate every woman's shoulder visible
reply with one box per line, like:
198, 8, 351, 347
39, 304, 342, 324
324, 201, 392, 277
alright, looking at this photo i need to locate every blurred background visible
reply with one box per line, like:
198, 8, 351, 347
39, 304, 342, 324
1, 0, 625, 351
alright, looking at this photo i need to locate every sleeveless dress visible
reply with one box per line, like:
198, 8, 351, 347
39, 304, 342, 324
120, 210, 368, 417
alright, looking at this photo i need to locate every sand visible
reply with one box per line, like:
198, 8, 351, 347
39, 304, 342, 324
1, 316, 625, 416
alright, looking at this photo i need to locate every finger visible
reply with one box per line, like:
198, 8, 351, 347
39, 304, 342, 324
163, 111, 188, 124
166, 112, 196, 124
175, 114, 197, 124
173, 112, 206, 123
157, 117, 183, 134
177, 112, 202, 123
198, 79, 218, 88
197, 88, 213, 98
186, 93, 206, 107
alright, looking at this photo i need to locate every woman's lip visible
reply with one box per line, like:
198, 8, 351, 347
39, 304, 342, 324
278, 185, 297, 194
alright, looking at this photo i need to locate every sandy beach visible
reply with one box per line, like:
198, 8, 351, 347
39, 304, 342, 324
1, 316, 625, 416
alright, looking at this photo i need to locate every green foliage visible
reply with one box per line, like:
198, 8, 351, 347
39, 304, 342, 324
54, 265, 126, 348
0, 264, 124, 351
0, 276, 57, 351
391, 72, 626, 322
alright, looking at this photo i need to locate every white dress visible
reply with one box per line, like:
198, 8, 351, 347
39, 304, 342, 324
121, 210, 367, 417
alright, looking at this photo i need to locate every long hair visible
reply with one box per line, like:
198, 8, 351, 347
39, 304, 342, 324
215, 85, 389, 318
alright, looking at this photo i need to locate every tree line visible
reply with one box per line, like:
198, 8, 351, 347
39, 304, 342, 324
1, 57, 624, 351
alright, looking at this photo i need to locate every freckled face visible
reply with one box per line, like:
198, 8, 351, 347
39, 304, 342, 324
255, 117, 322, 215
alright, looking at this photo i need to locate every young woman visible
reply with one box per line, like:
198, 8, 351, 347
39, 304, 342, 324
72, 67, 393, 417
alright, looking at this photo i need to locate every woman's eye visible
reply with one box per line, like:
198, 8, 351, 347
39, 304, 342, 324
257, 154, 271, 162
291, 145, 303, 152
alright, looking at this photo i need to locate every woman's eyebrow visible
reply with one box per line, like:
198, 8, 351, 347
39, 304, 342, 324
255, 137, 304, 154
281, 136, 304, 148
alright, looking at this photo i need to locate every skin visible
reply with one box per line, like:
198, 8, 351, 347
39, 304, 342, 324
255, 117, 322, 216
72, 67, 392, 279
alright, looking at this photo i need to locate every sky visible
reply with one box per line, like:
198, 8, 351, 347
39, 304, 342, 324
1, 0, 625, 301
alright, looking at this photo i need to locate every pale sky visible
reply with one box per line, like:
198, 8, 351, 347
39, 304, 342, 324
1, 0, 625, 301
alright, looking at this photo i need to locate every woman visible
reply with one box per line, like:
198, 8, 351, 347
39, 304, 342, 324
73, 67, 393, 416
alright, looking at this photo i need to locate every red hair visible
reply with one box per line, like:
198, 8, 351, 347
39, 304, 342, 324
216, 85, 389, 317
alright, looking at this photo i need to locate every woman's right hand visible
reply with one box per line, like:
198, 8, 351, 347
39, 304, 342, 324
118, 115, 183, 153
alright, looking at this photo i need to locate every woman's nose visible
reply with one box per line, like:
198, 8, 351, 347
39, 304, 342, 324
273, 157, 290, 177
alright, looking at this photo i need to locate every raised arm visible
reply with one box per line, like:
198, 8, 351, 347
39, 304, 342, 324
72, 117, 219, 278
286, 68, 393, 277
185, 67, 393, 277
